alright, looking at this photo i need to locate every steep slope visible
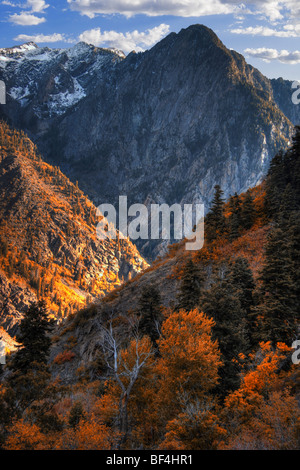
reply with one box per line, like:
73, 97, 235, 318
49, 126, 300, 387
0, 25, 297, 258
49, 182, 269, 383
0, 121, 148, 334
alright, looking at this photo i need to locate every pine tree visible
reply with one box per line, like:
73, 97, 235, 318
137, 284, 163, 347
264, 151, 286, 220
229, 257, 256, 345
256, 126, 300, 346
205, 185, 226, 242
201, 260, 254, 395
10, 300, 54, 373
255, 225, 298, 345
287, 126, 300, 206
241, 190, 256, 230
176, 258, 205, 312
68, 401, 85, 428
228, 193, 242, 240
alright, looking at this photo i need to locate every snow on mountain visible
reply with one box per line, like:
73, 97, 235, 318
0, 41, 124, 117
0, 42, 38, 57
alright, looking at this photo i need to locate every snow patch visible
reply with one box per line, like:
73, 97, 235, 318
9, 85, 30, 100
48, 77, 86, 115
0, 42, 38, 56
107, 47, 126, 59
26, 51, 54, 62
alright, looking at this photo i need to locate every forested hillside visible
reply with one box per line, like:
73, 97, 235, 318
0, 127, 299, 450
0, 121, 148, 340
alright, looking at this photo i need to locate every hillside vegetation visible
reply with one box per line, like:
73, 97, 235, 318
0, 126, 299, 450
0, 121, 148, 337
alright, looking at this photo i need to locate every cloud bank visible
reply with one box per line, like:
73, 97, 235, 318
13, 32, 66, 43
245, 47, 300, 64
9, 11, 46, 25
66, 0, 300, 21
231, 24, 300, 37
79, 24, 170, 53
5, 0, 48, 25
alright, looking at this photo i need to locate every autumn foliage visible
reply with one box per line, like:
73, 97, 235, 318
0, 125, 300, 450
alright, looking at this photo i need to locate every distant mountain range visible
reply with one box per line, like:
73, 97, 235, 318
0, 24, 300, 258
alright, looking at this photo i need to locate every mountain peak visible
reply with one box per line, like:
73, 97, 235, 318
177, 23, 225, 48
149, 23, 230, 65
0, 42, 38, 56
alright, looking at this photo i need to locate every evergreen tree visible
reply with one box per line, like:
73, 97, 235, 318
137, 284, 163, 347
201, 258, 255, 395
254, 225, 298, 345
264, 151, 286, 220
9, 300, 54, 373
205, 185, 226, 242
228, 193, 242, 240
68, 401, 85, 428
229, 257, 256, 345
286, 125, 300, 206
256, 126, 300, 346
241, 190, 256, 230
201, 273, 248, 395
176, 258, 205, 312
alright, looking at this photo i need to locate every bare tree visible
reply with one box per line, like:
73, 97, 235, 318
98, 314, 154, 446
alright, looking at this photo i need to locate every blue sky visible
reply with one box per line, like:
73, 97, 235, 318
1, 0, 300, 80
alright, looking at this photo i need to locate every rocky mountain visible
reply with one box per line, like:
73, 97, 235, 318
0, 24, 299, 258
271, 77, 300, 125
0, 121, 148, 335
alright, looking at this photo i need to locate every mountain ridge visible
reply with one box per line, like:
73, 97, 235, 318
1, 24, 299, 258
0, 121, 148, 335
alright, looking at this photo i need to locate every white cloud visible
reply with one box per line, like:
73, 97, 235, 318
68, 0, 237, 19
1, 1, 18, 5
26, 0, 49, 13
231, 0, 300, 21
9, 11, 46, 24
231, 24, 300, 37
245, 47, 300, 64
66, 0, 300, 21
4, 0, 49, 25
2, 0, 49, 11
79, 24, 171, 54
13, 33, 67, 43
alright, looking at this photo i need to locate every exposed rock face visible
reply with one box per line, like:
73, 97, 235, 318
0, 122, 148, 333
0, 272, 36, 334
271, 77, 300, 126
0, 25, 298, 257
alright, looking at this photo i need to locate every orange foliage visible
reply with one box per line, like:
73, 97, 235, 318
223, 390, 300, 450
53, 350, 76, 365
55, 415, 118, 450
225, 342, 290, 412
157, 309, 222, 400
4, 419, 51, 450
